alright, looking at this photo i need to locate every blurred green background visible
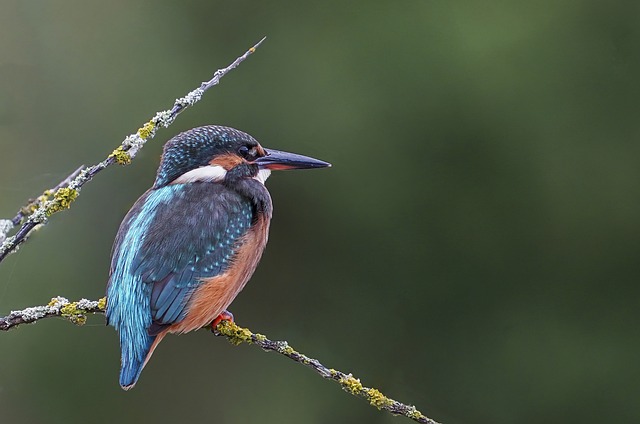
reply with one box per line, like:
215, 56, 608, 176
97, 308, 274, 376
1, 1, 639, 423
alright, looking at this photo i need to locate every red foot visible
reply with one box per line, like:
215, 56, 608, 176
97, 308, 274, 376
211, 310, 234, 330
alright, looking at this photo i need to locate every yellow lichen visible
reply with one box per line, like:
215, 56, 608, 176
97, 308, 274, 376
283, 345, 297, 355
39, 190, 53, 202
340, 375, 364, 395
45, 188, 78, 216
137, 121, 155, 139
408, 408, 424, 420
216, 321, 253, 345
21, 203, 37, 216
254, 333, 267, 342
367, 388, 393, 410
97, 297, 107, 311
20, 189, 55, 216
59, 302, 77, 315
60, 302, 87, 326
109, 146, 132, 165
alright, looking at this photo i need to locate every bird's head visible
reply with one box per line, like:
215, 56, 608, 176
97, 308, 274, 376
153, 125, 330, 188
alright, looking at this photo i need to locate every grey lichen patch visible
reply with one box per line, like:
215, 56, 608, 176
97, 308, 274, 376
48, 296, 70, 309
10, 305, 49, 322
274, 341, 297, 356
0, 219, 13, 244
3, 296, 69, 328
175, 88, 204, 108
27, 207, 48, 226
75, 298, 101, 310
152, 110, 174, 128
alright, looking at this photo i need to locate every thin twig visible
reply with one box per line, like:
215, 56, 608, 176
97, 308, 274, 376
0, 297, 440, 424
0, 37, 266, 263
0, 166, 85, 246
9, 166, 86, 228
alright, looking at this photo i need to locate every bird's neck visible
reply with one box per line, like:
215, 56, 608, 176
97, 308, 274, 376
157, 163, 273, 219
226, 178, 273, 219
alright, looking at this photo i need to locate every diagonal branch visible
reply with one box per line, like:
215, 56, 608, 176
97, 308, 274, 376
5, 166, 86, 230
215, 321, 439, 424
0, 37, 266, 264
0, 297, 440, 424
0, 296, 106, 329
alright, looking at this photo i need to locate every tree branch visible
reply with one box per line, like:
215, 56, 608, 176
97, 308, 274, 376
0, 37, 266, 264
0, 296, 105, 329
0, 297, 440, 424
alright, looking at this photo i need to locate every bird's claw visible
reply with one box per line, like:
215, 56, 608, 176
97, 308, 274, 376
210, 310, 234, 335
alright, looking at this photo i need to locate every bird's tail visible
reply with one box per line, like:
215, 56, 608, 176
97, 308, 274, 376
119, 331, 165, 390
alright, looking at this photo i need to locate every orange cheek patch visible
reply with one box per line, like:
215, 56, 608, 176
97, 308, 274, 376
210, 153, 244, 170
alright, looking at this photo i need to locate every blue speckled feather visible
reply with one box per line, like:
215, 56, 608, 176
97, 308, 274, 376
106, 182, 254, 387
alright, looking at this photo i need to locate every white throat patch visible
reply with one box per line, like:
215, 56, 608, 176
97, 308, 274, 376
172, 165, 227, 184
171, 166, 271, 185
254, 169, 271, 185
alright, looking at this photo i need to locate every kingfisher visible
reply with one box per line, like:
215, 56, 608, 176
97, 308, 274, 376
106, 125, 330, 390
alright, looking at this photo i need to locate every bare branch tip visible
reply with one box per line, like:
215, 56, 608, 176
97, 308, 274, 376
250, 36, 267, 53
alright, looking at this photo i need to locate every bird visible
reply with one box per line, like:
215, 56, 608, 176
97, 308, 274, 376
106, 125, 330, 390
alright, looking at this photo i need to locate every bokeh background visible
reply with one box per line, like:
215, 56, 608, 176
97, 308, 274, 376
0, 1, 639, 423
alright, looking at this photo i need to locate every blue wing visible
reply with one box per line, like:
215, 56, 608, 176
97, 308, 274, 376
109, 182, 254, 334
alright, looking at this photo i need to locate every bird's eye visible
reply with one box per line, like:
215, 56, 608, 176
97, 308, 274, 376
238, 145, 258, 161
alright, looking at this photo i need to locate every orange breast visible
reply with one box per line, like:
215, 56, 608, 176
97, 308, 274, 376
167, 215, 270, 334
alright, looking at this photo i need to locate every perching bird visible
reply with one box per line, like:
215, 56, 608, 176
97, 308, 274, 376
106, 125, 330, 390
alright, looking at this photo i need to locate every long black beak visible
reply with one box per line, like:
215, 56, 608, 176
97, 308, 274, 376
254, 148, 331, 170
